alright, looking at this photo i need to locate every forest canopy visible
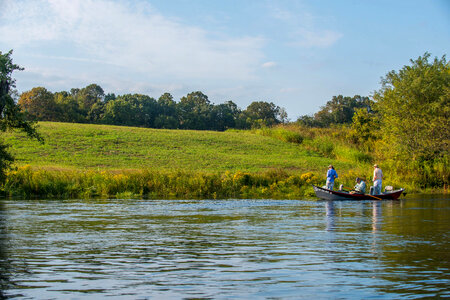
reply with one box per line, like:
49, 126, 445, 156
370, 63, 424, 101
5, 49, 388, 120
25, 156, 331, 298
18, 86, 286, 131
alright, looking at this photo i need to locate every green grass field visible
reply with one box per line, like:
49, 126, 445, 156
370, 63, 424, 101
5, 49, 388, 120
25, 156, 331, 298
2, 122, 391, 198
2, 122, 352, 173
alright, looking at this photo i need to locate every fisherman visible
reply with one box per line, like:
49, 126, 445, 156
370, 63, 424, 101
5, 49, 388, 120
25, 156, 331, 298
350, 177, 366, 194
373, 164, 383, 195
325, 165, 338, 190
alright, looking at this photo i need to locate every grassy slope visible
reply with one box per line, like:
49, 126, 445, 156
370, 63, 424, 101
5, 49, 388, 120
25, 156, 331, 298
2, 122, 351, 173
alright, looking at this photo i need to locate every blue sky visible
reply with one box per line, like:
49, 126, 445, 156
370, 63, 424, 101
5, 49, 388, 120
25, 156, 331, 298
0, 0, 448, 119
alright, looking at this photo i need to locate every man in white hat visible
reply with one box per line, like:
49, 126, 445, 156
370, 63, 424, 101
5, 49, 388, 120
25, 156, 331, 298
373, 164, 383, 195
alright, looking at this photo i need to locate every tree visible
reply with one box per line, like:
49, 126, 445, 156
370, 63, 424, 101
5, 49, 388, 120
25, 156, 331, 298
53, 92, 84, 123
18, 87, 59, 121
155, 93, 179, 129
102, 94, 157, 127
297, 95, 372, 127
102, 96, 135, 126
296, 114, 317, 127
132, 94, 158, 127
76, 84, 105, 122
78, 83, 105, 108
178, 91, 212, 130
210, 101, 240, 131
373, 53, 449, 187
374, 53, 449, 162
0, 50, 41, 183
348, 108, 379, 150
243, 101, 282, 128
104, 93, 116, 102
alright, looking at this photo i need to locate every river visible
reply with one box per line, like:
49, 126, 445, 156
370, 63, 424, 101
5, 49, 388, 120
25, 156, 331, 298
0, 196, 449, 299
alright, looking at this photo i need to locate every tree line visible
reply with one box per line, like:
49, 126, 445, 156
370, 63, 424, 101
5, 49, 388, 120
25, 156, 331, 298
17, 86, 287, 131
296, 95, 373, 127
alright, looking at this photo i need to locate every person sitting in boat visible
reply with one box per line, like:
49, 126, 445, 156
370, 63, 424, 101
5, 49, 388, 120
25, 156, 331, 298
325, 165, 338, 190
350, 177, 366, 194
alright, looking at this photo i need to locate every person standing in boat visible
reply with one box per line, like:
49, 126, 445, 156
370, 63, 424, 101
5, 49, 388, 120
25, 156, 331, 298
373, 164, 383, 195
350, 177, 366, 194
326, 165, 338, 190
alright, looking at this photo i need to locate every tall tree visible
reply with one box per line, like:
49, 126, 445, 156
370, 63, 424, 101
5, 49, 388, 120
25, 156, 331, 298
18, 87, 59, 121
0, 50, 41, 183
155, 93, 179, 129
374, 53, 449, 162
243, 101, 282, 128
210, 101, 240, 131
54, 92, 85, 123
77, 84, 105, 122
374, 53, 449, 187
178, 91, 212, 130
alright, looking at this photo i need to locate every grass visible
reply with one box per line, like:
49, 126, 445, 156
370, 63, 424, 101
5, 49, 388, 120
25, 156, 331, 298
1, 122, 419, 198
2, 122, 344, 173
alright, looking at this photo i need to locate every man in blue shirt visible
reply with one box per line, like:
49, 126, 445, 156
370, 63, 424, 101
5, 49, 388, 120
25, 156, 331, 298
326, 165, 338, 190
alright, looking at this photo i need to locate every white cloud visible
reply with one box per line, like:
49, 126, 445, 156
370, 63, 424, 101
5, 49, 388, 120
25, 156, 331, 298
0, 0, 265, 81
261, 61, 277, 68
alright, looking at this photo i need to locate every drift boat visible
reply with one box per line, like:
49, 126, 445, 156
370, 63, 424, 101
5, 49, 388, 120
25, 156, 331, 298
312, 185, 405, 201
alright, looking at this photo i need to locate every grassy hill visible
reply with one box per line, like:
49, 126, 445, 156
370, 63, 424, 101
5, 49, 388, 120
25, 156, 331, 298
3, 122, 350, 173
1, 122, 378, 199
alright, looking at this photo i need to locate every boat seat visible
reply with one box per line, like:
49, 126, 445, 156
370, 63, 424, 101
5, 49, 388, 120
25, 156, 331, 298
384, 186, 394, 192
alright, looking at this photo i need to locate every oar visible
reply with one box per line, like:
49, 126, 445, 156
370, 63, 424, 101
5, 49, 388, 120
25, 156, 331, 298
342, 186, 382, 201
365, 194, 382, 201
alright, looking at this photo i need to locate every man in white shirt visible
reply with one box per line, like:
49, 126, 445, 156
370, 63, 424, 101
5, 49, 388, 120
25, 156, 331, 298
350, 177, 366, 194
373, 164, 383, 195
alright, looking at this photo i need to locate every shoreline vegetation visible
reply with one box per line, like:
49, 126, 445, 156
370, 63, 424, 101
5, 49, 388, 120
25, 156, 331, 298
1, 122, 447, 199
1, 51, 448, 200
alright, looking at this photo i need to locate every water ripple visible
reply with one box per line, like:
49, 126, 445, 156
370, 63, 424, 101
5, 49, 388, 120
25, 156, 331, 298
0, 198, 449, 299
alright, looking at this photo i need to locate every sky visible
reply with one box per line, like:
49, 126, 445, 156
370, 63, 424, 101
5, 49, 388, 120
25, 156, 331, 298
0, 0, 449, 119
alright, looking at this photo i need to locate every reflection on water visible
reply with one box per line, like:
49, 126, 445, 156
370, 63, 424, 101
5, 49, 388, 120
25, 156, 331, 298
1, 197, 449, 299
0, 202, 10, 299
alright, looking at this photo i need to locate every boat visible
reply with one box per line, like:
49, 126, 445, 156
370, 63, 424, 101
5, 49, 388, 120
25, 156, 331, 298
312, 185, 405, 201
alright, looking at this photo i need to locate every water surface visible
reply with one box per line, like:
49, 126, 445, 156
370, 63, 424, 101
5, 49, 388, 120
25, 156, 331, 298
1, 196, 449, 299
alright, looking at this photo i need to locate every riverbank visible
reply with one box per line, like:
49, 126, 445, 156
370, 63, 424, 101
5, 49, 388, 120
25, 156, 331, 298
3, 165, 321, 199
1, 122, 446, 199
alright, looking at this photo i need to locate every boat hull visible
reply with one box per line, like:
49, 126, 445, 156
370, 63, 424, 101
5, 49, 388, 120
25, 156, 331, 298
312, 185, 404, 200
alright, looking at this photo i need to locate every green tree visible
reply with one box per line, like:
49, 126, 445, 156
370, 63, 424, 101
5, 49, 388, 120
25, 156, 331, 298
297, 95, 372, 127
210, 101, 240, 131
54, 91, 85, 123
155, 93, 179, 129
102, 94, 157, 127
373, 52, 449, 187
348, 108, 379, 150
0, 50, 41, 183
18, 87, 59, 121
374, 53, 449, 161
103, 96, 135, 126
77, 84, 105, 122
243, 101, 282, 128
178, 91, 212, 130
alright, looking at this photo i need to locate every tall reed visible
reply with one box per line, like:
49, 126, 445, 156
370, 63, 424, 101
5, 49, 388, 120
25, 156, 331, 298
2, 165, 324, 199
